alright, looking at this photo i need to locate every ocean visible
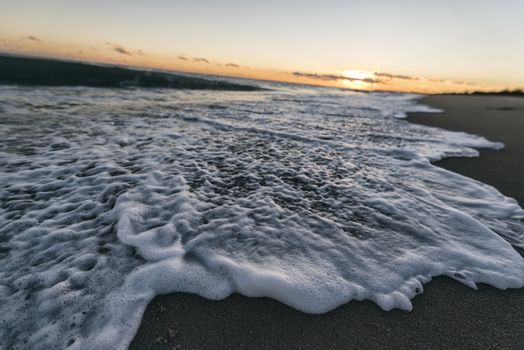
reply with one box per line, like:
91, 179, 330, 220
1, 72, 523, 349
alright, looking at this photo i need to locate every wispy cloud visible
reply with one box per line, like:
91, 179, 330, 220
376, 71, 477, 86
193, 57, 210, 64
293, 70, 476, 88
374, 72, 418, 81
292, 72, 381, 83
177, 55, 237, 67
22, 35, 41, 42
105, 42, 132, 55
427, 77, 476, 86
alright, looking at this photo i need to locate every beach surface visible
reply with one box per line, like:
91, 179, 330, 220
131, 94, 524, 350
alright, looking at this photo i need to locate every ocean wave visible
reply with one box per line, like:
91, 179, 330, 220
0, 55, 261, 91
0, 85, 522, 349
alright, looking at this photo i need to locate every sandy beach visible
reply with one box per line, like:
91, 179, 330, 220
130, 95, 524, 350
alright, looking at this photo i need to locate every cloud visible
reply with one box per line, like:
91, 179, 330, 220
193, 57, 210, 64
427, 77, 446, 83
179, 55, 219, 65
374, 72, 418, 81
291, 69, 478, 90
136, 49, 145, 56
292, 72, 381, 84
457, 81, 477, 86
427, 77, 476, 86
105, 42, 132, 55
113, 46, 131, 55
225, 63, 240, 68
22, 35, 41, 42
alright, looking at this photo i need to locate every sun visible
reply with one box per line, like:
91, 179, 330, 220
341, 70, 376, 81
339, 70, 377, 90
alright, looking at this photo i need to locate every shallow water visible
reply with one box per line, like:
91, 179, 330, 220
0, 83, 523, 349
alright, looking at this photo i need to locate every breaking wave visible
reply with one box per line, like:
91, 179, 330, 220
0, 55, 261, 91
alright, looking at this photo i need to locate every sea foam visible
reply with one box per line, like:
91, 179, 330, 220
0, 84, 523, 349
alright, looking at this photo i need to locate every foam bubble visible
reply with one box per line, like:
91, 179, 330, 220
0, 85, 522, 349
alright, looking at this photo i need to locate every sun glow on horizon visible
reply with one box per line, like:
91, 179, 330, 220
0, 35, 497, 94
0, 34, 512, 94
1, 1, 523, 94
342, 70, 376, 81
339, 70, 377, 90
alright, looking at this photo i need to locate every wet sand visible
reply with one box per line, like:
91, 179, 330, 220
131, 95, 524, 350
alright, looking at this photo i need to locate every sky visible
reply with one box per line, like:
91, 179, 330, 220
1, 0, 523, 93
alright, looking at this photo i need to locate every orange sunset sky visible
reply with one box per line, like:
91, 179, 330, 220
1, 0, 523, 93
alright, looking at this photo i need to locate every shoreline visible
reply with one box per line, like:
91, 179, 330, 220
131, 95, 524, 349
408, 95, 524, 206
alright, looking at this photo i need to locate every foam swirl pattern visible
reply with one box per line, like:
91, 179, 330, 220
0, 85, 523, 349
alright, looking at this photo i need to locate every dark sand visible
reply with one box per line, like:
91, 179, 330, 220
131, 95, 524, 350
